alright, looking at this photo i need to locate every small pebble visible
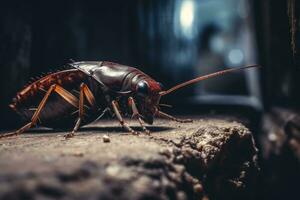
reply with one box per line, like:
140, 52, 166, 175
103, 135, 110, 143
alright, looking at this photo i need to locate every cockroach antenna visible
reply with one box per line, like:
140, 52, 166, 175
159, 64, 260, 96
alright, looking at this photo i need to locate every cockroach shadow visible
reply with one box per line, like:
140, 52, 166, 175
79, 125, 174, 134
21, 125, 173, 135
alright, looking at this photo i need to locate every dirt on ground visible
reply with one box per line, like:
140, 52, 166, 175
0, 116, 259, 200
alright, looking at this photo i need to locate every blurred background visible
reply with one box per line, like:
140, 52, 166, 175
0, 0, 300, 199
0, 0, 263, 128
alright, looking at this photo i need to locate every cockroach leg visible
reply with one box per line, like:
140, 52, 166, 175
72, 89, 80, 95
1, 84, 80, 139
64, 83, 96, 139
37, 117, 42, 124
81, 83, 97, 110
159, 104, 173, 108
39, 87, 47, 93
128, 97, 150, 135
54, 85, 79, 108
0, 123, 32, 139
0, 85, 57, 138
65, 118, 81, 139
64, 85, 84, 139
84, 105, 90, 110
112, 100, 140, 135
156, 111, 193, 123
94, 107, 110, 121
71, 110, 79, 115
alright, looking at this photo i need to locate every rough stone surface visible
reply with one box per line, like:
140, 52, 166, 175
260, 108, 300, 199
0, 116, 259, 200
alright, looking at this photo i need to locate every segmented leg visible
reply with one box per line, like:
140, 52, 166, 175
64, 83, 96, 139
156, 111, 193, 123
0, 84, 79, 139
81, 83, 96, 109
111, 100, 139, 135
128, 97, 150, 135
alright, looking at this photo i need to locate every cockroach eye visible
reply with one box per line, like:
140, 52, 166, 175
137, 81, 149, 96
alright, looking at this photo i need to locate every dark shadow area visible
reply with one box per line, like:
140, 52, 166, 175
79, 126, 173, 133
4, 125, 174, 135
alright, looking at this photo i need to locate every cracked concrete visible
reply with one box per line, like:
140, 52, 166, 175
0, 116, 259, 200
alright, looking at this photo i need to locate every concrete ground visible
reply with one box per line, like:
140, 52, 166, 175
0, 116, 259, 200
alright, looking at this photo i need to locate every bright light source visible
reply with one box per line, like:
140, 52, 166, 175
228, 49, 244, 65
180, 0, 195, 36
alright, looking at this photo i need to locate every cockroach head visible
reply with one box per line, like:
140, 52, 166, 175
134, 79, 163, 124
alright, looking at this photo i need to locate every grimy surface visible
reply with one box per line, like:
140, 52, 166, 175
0, 116, 259, 200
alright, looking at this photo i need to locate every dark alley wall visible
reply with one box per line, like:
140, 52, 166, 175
0, 1, 141, 129
254, 0, 300, 108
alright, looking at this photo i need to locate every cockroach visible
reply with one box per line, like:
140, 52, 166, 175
0, 61, 259, 139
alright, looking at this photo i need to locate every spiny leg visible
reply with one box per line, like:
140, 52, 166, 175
65, 83, 96, 139
128, 97, 150, 135
111, 100, 139, 135
64, 84, 84, 139
156, 110, 193, 123
0, 84, 79, 139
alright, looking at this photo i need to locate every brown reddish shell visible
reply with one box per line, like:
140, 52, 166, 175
9, 69, 86, 111
9, 68, 107, 129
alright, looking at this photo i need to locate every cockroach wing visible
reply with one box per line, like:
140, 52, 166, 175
70, 61, 106, 87
70, 61, 141, 93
